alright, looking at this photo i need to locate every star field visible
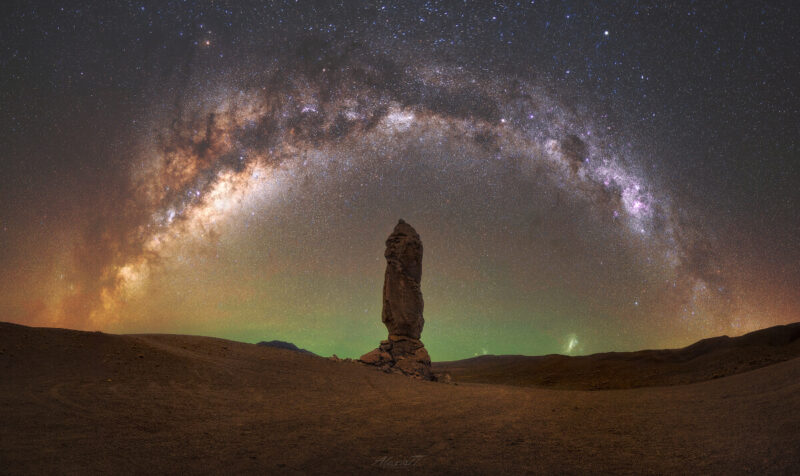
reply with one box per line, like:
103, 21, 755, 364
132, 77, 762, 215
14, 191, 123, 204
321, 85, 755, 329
1, 1, 798, 359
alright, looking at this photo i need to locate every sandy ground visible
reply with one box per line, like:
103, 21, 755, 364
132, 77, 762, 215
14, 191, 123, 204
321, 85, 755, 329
1, 321, 799, 475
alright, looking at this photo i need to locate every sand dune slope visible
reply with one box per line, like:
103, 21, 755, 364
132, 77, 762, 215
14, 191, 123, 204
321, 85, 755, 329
434, 323, 800, 390
1, 321, 799, 474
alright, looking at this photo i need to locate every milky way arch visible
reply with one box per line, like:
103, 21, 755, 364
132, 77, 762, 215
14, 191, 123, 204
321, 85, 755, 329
67, 49, 728, 337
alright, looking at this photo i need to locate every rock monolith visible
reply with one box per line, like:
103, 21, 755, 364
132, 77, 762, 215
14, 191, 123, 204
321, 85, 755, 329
359, 219, 433, 380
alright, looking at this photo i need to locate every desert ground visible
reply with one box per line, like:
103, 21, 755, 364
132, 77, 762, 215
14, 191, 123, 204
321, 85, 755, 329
1, 321, 799, 474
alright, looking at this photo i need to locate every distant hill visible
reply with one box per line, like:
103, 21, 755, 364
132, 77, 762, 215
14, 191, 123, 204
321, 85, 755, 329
434, 322, 800, 390
256, 340, 316, 356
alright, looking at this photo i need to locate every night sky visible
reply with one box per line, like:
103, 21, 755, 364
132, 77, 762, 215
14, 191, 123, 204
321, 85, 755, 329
1, 1, 798, 360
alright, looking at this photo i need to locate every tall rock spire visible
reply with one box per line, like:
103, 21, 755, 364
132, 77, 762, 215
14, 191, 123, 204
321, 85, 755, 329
359, 220, 433, 380
381, 219, 424, 339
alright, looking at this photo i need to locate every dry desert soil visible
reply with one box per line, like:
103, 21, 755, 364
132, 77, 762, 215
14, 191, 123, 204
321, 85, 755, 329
1, 321, 799, 475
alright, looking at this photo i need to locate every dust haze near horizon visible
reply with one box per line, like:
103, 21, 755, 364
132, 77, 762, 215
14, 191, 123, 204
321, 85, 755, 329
1, 1, 798, 360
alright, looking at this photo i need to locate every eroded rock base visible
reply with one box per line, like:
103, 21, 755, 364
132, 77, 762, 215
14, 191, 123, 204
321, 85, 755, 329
359, 334, 434, 380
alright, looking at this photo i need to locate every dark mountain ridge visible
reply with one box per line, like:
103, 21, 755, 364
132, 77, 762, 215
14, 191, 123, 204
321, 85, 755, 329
255, 340, 316, 355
